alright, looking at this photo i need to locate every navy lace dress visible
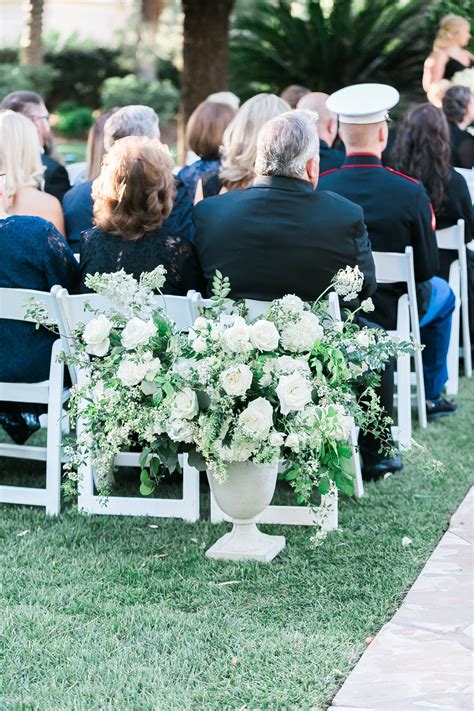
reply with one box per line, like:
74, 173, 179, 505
178, 157, 220, 202
0, 216, 79, 382
79, 227, 205, 296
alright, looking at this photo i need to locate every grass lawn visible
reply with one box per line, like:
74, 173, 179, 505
1, 378, 473, 710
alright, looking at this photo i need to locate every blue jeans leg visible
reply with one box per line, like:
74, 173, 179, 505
419, 277, 455, 400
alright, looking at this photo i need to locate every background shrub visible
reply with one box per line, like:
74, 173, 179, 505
55, 102, 94, 138
101, 75, 180, 123
44, 46, 126, 109
0, 63, 56, 101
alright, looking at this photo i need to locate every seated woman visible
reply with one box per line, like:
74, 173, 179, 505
79, 136, 204, 294
0, 110, 65, 237
391, 104, 473, 341
422, 14, 473, 95
442, 85, 474, 169
178, 100, 236, 202
195, 93, 290, 201
0, 175, 79, 443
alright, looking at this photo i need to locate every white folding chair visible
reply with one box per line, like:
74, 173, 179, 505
0, 288, 68, 515
436, 219, 471, 394
372, 247, 427, 448
54, 288, 200, 521
454, 167, 474, 204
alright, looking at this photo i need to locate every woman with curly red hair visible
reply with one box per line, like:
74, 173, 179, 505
79, 136, 204, 294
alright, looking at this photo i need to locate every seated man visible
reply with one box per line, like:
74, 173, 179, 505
1, 90, 71, 203
319, 84, 456, 420
297, 92, 345, 172
63, 105, 194, 249
194, 108, 398, 478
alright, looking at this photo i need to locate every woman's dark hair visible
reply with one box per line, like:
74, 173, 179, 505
391, 104, 451, 213
442, 85, 471, 125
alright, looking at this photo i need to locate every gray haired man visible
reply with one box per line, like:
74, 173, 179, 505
63, 105, 162, 247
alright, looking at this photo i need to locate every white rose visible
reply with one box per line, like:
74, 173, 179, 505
280, 294, 304, 313
168, 418, 194, 443
193, 317, 209, 331
171, 387, 198, 420
144, 357, 161, 381
117, 358, 148, 387
238, 397, 274, 439
269, 432, 285, 447
276, 372, 313, 415
141, 380, 158, 396
121, 317, 157, 350
223, 321, 251, 353
221, 364, 253, 397
361, 297, 375, 313
83, 315, 112, 357
192, 337, 207, 353
285, 433, 300, 451
249, 320, 279, 351
356, 332, 370, 348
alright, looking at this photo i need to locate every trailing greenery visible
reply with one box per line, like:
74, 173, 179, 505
1, 378, 472, 709
101, 74, 180, 123
229, 0, 451, 101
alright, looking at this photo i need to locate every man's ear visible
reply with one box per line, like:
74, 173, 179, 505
379, 123, 389, 150
327, 118, 337, 143
306, 157, 319, 187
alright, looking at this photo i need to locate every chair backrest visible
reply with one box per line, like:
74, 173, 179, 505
0, 287, 57, 324
436, 219, 465, 253
372, 246, 420, 341
327, 291, 342, 321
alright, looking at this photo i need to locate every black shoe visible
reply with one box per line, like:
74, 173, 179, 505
426, 396, 458, 420
363, 454, 403, 481
0, 411, 41, 445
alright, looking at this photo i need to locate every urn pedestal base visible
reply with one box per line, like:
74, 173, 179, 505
206, 522, 285, 562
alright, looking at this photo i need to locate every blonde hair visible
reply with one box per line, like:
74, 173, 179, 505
219, 93, 290, 190
0, 110, 44, 204
92, 136, 176, 240
434, 14, 469, 50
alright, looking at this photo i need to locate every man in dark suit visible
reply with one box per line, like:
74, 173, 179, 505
297, 92, 345, 173
194, 108, 399, 478
0, 91, 71, 203
62, 105, 195, 250
319, 83, 456, 420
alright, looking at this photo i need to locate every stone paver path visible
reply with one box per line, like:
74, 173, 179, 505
329, 487, 474, 711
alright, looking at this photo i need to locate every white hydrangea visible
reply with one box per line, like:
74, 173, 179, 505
281, 312, 323, 353
280, 294, 305, 313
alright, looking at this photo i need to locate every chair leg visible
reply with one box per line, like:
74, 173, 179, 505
181, 454, 200, 522
461, 298, 472, 379
44, 344, 64, 515
350, 425, 364, 499
397, 352, 412, 448
445, 281, 460, 396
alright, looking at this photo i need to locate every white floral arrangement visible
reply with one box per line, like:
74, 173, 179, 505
54, 265, 415, 507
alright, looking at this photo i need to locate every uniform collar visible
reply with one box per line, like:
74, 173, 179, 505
319, 139, 329, 150
253, 175, 315, 193
343, 153, 383, 168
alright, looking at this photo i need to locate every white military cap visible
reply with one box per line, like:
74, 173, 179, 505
326, 83, 399, 124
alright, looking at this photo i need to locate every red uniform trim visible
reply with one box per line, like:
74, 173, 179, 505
341, 164, 384, 169
319, 168, 339, 177
346, 152, 381, 158
385, 167, 420, 184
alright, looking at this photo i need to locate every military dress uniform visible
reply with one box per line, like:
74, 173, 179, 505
320, 83, 456, 412
319, 139, 345, 173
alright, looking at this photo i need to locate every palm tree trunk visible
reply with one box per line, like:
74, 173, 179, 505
179, 0, 235, 161
20, 0, 44, 67
136, 0, 167, 81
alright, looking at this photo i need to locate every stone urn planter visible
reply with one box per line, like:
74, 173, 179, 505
206, 461, 285, 563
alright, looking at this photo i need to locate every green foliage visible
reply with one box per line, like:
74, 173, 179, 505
44, 46, 126, 109
55, 103, 94, 138
230, 0, 436, 101
0, 63, 56, 101
101, 75, 180, 123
